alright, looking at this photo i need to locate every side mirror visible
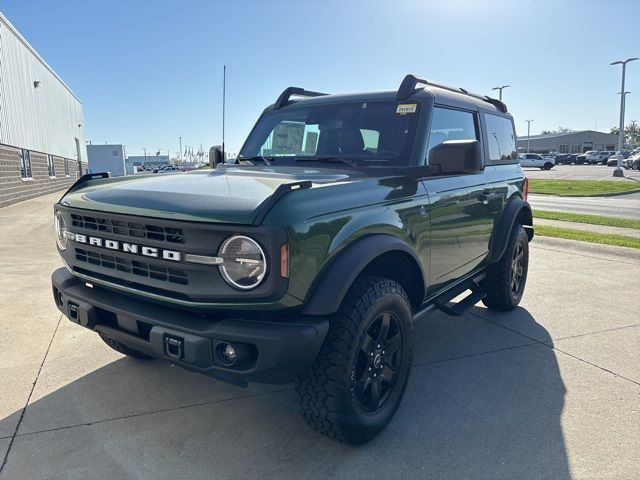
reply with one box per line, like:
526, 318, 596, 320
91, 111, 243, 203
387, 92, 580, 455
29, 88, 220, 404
209, 146, 225, 169
428, 139, 483, 175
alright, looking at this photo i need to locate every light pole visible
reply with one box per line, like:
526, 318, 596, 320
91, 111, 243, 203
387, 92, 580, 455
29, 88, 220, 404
492, 85, 510, 101
525, 120, 534, 153
179, 136, 182, 163
611, 58, 638, 177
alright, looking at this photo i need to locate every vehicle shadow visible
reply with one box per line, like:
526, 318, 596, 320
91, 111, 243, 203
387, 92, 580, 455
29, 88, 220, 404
0, 307, 569, 479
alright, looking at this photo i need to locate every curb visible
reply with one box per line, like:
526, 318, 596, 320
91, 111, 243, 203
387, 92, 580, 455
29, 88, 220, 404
530, 189, 640, 198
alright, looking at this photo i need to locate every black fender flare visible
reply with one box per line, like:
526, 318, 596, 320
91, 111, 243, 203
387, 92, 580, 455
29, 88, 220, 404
302, 234, 425, 316
488, 197, 533, 264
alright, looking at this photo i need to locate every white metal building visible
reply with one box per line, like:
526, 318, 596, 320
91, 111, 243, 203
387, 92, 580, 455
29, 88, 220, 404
87, 144, 128, 177
0, 11, 87, 208
516, 130, 619, 154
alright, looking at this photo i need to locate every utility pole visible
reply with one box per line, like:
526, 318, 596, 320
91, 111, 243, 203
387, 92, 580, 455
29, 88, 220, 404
611, 58, 638, 177
143, 148, 147, 167
525, 120, 534, 153
179, 136, 182, 163
222, 65, 226, 162
492, 85, 510, 102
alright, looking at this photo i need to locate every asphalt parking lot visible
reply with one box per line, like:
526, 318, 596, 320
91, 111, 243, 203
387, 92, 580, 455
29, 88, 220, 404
523, 163, 640, 181
1, 193, 639, 480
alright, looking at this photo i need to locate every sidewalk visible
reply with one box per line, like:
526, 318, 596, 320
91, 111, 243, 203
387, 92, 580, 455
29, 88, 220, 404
534, 217, 640, 239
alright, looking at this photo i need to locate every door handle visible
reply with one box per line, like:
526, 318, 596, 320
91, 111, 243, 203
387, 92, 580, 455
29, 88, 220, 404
477, 192, 498, 204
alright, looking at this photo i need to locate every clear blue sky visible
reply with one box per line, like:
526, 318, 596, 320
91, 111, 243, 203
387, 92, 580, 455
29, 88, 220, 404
2, 0, 639, 156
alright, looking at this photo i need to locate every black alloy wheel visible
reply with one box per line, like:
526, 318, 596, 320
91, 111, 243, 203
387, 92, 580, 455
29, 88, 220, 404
511, 241, 525, 295
353, 312, 402, 413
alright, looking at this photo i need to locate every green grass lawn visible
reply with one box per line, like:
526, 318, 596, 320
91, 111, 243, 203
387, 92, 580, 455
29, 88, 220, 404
528, 179, 640, 196
533, 210, 640, 230
535, 225, 640, 249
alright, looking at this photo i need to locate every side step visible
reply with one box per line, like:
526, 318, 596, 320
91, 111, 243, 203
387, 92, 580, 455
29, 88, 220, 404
434, 280, 486, 317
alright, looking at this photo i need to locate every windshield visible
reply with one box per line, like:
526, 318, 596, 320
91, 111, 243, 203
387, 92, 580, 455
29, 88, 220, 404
239, 100, 420, 166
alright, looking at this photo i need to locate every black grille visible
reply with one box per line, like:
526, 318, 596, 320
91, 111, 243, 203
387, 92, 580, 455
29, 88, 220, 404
70, 214, 184, 244
75, 248, 188, 285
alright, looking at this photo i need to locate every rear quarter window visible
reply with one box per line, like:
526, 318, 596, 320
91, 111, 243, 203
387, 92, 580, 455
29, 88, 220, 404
484, 113, 518, 164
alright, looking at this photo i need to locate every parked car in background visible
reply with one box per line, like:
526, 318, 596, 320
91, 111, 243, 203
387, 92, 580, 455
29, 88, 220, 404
606, 152, 629, 166
576, 153, 589, 164
584, 151, 601, 163
554, 154, 572, 164
624, 153, 640, 169
587, 151, 611, 164
156, 165, 181, 173
519, 153, 555, 170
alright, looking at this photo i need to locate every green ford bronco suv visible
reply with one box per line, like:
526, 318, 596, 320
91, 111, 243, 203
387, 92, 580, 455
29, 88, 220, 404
52, 74, 533, 444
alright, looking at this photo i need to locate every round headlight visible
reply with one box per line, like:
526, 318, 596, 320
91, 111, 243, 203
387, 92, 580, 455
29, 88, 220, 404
55, 211, 68, 251
219, 235, 267, 290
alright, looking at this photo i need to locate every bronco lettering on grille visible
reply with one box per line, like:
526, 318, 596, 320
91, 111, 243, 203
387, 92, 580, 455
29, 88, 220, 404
70, 233, 181, 262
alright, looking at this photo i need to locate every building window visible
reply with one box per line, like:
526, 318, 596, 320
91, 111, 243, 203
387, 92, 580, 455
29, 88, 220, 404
47, 154, 56, 177
19, 149, 33, 179
63, 158, 70, 176
571, 143, 582, 153
559, 144, 569, 153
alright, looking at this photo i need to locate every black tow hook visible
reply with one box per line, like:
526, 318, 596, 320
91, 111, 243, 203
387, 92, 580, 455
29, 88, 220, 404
164, 336, 184, 360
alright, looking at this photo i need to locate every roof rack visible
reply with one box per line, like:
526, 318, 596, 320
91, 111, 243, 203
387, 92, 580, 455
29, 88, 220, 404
274, 87, 328, 109
397, 74, 507, 113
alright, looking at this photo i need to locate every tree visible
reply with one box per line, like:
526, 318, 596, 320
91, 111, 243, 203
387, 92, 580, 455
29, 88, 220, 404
540, 127, 575, 135
625, 121, 639, 145
610, 122, 639, 145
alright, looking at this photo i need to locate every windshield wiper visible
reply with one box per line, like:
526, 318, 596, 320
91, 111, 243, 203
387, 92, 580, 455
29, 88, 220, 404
295, 157, 358, 167
236, 156, 274, 166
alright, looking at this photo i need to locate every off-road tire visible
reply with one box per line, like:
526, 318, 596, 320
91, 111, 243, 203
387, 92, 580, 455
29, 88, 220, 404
482, 224, 529, 311
99, 333, 153, 360
295, 276, 413, 444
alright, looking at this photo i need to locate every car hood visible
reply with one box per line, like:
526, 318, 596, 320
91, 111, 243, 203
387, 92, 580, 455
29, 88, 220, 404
59, 166, 362, 224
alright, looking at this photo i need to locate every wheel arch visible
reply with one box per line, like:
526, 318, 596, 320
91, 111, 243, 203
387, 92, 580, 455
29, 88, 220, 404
302, 235, 425, 316
487, 197, 533, 264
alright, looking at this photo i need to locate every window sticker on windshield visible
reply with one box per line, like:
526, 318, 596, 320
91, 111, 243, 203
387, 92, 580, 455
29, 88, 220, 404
396, 104, 417, 114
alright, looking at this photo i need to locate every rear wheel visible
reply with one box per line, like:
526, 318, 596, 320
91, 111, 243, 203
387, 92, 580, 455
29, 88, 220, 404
296, 276, 413, 444
99, 333, 153, 360
482, 224, 529, 311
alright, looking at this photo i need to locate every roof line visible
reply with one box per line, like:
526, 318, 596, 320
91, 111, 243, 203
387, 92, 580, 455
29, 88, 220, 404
0, 11, 82, 103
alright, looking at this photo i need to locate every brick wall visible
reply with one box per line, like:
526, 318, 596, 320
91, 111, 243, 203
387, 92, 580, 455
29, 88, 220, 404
0, 144, 79, 208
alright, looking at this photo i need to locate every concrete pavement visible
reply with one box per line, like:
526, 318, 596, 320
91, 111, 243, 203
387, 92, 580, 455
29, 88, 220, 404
523, 164, 640, 181
1, 193, 639, 480
528, 192, 640, 219
533, 217, 640, 238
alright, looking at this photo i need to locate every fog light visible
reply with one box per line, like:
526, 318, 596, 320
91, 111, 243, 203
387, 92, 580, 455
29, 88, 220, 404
215, 342, 253, 367
223, 344, 237, 363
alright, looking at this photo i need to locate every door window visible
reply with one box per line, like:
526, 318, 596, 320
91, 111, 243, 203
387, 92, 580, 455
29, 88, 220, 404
484, 113, 517, 163
427, 107, 478, 158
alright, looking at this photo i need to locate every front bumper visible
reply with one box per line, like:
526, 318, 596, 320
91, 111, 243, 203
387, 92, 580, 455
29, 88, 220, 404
52, 268, 328, 386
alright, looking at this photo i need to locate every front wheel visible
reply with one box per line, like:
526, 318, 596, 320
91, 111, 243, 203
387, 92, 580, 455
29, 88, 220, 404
543, 162, 553, 170
296, 276, 413, 444
482, 224, 529, 311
